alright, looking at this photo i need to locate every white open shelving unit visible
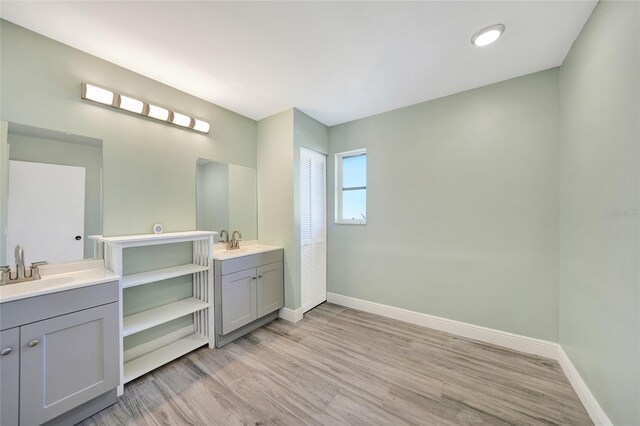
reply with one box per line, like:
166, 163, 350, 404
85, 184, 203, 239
90, 231, 216, 395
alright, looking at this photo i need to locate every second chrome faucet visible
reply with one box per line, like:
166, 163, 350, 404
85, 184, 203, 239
219, 230, 242, 250
230, 230, 242, 249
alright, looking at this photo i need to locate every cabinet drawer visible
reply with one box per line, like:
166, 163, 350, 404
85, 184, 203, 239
218, 250, 283, 276
0, 281, 118, 331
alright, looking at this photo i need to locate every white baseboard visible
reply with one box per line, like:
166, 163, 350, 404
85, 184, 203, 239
123, 325, 194, 363
557, 347, 613, 426
326, 292, 558, 359
279, 306, 303, 323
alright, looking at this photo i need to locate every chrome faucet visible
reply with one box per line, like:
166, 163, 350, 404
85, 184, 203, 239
229, 230, 242, 250
219, 230, 230, 249
0, 245, 48, 286
15, 245, 25, 280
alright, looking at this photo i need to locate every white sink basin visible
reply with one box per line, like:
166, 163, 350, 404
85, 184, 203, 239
37, 276, 74, 287
0, 260, 119, 303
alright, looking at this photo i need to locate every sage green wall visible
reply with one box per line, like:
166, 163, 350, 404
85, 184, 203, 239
328, 69, 560, 341
257, 108, 328, 310
559, 1, 640, 424
7, 134, 102, 259
1, 20, 257, 348
196, 161, 258, 240
257, 109, 295, 308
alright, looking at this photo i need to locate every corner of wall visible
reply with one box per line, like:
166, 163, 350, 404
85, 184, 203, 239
256, 108, 297, 309
557, 1, 640, 424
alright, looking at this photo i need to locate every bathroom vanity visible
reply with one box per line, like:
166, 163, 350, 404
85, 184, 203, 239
213, 243, 284, 347
0, 260, 120, 426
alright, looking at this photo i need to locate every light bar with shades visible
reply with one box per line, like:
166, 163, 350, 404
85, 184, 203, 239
81, 82, 210, 134
84, 84, 114, 105
147, 104, 170, 121
119, 95, 144, 114
172, 111, 192, 127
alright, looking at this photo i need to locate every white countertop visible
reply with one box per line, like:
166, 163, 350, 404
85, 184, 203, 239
0, 259, 120, 303
213, 241, 283, 261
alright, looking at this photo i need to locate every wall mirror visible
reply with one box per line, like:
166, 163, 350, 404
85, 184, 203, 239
0, 121, 103, 266
196, 158, 257, 241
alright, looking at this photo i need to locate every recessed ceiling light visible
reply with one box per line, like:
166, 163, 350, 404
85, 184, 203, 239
471, 24, 505, 47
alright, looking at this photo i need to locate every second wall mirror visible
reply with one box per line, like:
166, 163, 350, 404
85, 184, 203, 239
196, 158, 257, 241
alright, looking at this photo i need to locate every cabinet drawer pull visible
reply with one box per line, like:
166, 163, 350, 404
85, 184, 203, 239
28, 339, 39, 347
251, 276, 257, 280
258, 275, 263, 278
0, 347, 12, 356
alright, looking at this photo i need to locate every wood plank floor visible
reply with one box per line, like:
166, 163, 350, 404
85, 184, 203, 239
81, 303, 592, 426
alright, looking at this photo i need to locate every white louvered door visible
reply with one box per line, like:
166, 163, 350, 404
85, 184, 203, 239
300, 148, 327, 313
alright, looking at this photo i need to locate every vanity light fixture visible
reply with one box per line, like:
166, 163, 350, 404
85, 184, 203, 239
119, 95, 144, 114
81, 82, 210, 134
471, 24, 505, 47
147, 104, 170, 121
83, 84, 114, 105
193, 119, 210, 133
172, 111, 192, 127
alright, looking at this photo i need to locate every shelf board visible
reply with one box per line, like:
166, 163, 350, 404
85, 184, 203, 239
124, 333, 208, 383
89, 231, 217, 248
122, 264, 210, 288
123, 298, 209, 337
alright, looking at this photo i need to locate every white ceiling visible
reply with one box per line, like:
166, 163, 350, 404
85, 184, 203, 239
1, 1, 596, 126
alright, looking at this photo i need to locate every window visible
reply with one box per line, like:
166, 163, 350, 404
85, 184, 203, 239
335, 148, 367, 224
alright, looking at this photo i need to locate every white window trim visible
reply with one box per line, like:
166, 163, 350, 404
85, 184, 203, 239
335, 148, 367, 225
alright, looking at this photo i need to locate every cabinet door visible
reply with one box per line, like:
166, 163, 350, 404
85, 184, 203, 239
20, 302, 119, 426
257, 262, 284, 317
221, 268, 257, 335
0, 327, 19, 426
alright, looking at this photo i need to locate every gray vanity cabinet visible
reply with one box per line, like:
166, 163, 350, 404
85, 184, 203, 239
0, 280, 119, 426
1, 327, 20, 426
221, 268, 258, 335
20, 303, 119, 426
215, 249, 284, 347
257, 262, 284, 318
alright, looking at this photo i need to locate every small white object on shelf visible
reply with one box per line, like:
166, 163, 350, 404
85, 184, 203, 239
153, 223, 163, 234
